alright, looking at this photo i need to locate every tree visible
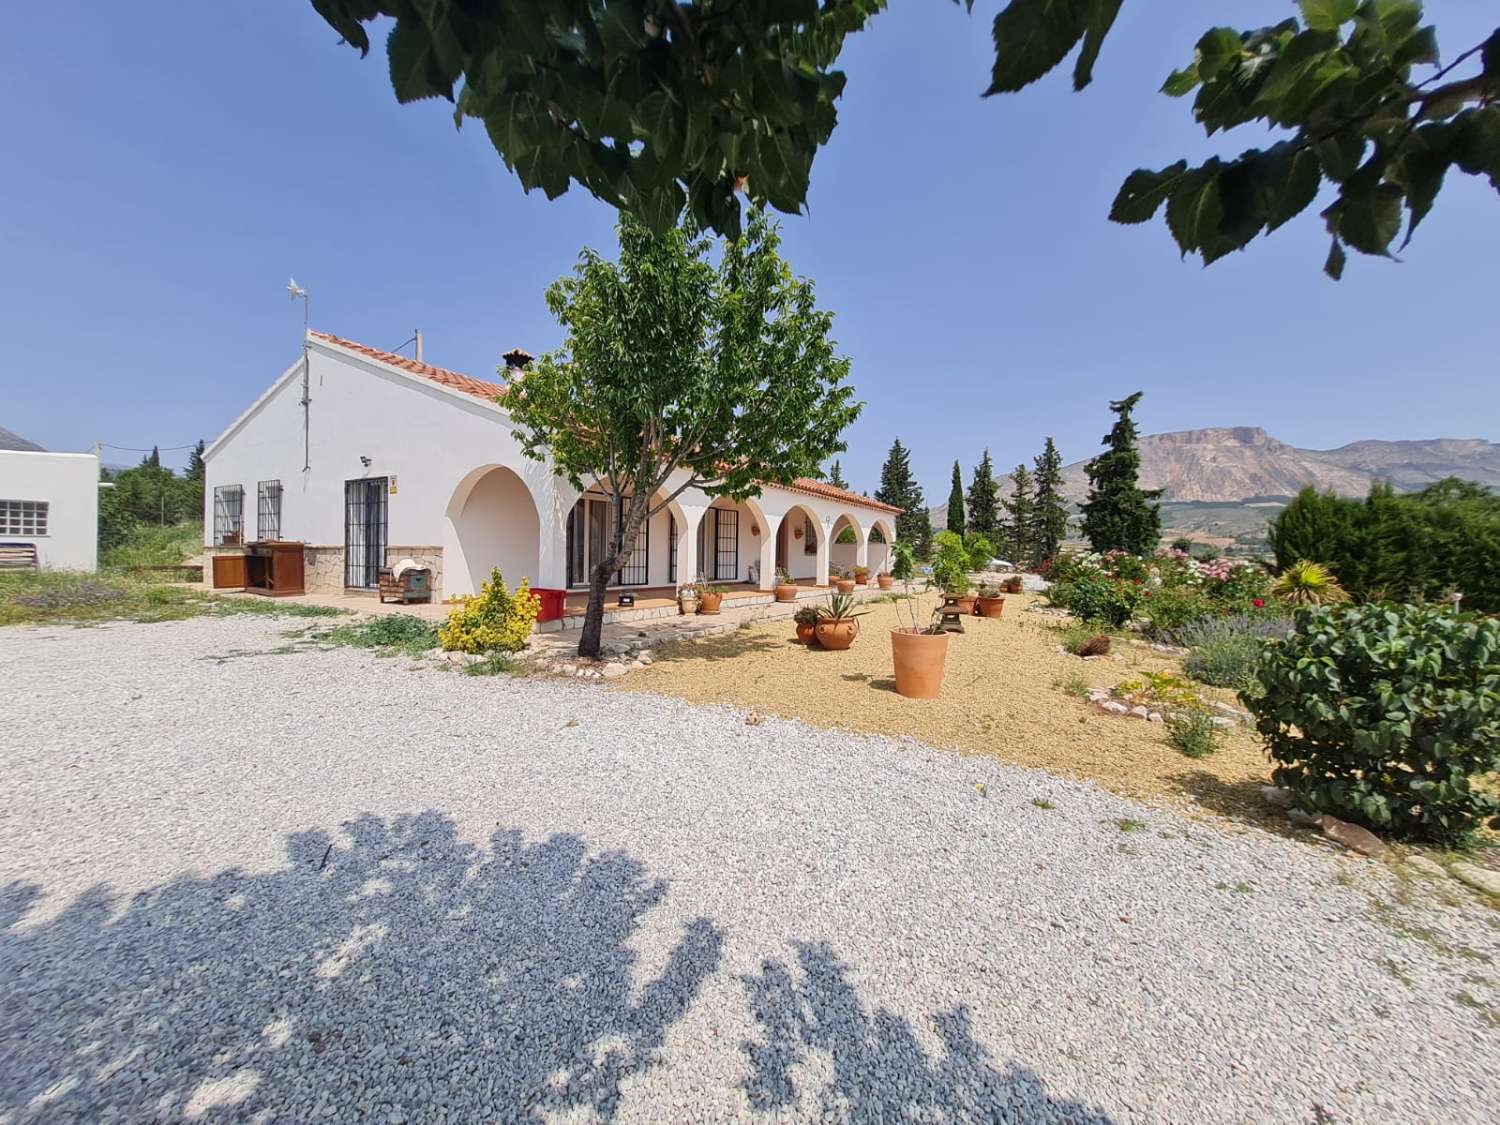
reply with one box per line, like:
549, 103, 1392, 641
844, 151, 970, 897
945, 460, 966, 537
1003, 463, 1035, 564
1030, 437, 1069, 564
1080, 392, 1162, 555
140, 446, 161, 470
504, 209, 861, 658
310, 2, 1500, 276
875, 439, 929, 558
827, 459, 848, 490
966, 451, 1001, 539
186, 440, 206, 482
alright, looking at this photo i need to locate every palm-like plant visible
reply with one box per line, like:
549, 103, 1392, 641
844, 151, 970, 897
1270, 560, 1351, 606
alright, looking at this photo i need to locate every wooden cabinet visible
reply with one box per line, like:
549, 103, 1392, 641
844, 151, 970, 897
244, 541, 306, 597
211, 553, 247, 589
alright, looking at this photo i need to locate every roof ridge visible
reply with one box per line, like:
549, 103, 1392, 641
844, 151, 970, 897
309, 330, 509, 401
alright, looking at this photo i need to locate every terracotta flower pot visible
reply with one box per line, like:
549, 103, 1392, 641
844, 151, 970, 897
774, 584, 799, 602
954, 594, 978, 615
697, 592, 723, 614
976, 595, 1005, 619
890, 628, 950, 698
877, 575, 894, 590
835, 579, 856, 595
795, 621, 817, 645
854, 575, 869, 586
813, 617, 859, 650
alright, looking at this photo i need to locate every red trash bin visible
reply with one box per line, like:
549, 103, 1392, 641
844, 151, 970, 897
532, 587, 567, 622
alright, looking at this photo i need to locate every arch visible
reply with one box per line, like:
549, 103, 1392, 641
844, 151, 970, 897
695, 493, 769, 587
828, 512, 866, 575
647, 489, 693, 589
443, 464, 542, 598
867, 517, 896, 576
774, 503, 826, 584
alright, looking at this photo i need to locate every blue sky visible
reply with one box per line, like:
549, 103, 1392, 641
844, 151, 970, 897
2, 1, 1495, 499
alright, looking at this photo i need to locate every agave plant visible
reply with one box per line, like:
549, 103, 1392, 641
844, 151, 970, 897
1270, 560, 1351, 606
817, 592, 869, 621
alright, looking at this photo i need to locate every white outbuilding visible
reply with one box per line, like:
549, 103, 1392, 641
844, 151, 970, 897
0, 427, 99, 571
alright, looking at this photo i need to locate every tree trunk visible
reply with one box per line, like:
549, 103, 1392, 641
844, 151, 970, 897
576, 492, 649, 660
577, 557, 614, 658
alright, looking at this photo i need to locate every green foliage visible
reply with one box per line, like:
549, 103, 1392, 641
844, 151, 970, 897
102, 461, 203, 529
1030, 437, 1069, 565
1080, 393, 1162, 556
1139, 583, 1219, 637
965, 450, 1001, 540
1177, 615, 1290, 690
963, 532, 994, 573
312, 2, 1500, 276
834, 525, 857, 545
1268, 478, 1500, 612
100, 521, 202, 570
1167, 709, 1221, 759
889, 540, 917, 583
463, 652, 518, 677
826, 459, 848, 489
946, 460, 967, 537
818, 591, 869, 620
317, 613, 440, 659
439, 569, 541, 654
185, 439, 206, 482
1271, 558, 1351, 605
876, 439, 929, 557
1246, 604, 1500, 844
1053, 671, 1092, 699
507, 209, 859, 656
1050, 569, 1141, 627
1002, 462, 1035, 565
931, 530, 971, 594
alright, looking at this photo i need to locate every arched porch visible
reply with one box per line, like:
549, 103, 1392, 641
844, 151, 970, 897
774, 503, 827, 586
828, 512, 866, 577
443, 465, 542, 598
867, 518, 895, 577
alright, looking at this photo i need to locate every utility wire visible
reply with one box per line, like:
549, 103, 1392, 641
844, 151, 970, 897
100, 442, 198, 453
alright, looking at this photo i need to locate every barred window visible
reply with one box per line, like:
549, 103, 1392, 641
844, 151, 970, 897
0, 500, 48, 536
213, 485, 244, 545
257, 480, 282, 541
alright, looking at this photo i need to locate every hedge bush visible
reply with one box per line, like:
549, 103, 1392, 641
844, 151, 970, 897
1245, 604, 1500, 844
438, 568, 541, 654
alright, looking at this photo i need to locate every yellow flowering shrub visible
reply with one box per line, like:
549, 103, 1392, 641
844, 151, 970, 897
438, 568, 541, 654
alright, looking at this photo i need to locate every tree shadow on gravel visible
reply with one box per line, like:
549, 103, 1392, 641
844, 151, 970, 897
740, 942, 1116, 1123
0, 811, 722, 1122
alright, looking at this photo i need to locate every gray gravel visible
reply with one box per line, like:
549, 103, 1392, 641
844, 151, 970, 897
2, 614, 1498, 1124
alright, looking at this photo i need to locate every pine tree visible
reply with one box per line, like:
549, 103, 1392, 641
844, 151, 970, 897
1030, 436, 1069, 564
1003, 463, 1035, 563
966, 450, 1000, 538
186, 440, 206, 482
1080, 392, 1162, 555
140, 446, 161, 470
945, 460, 966, 536
876, 438, 929, 556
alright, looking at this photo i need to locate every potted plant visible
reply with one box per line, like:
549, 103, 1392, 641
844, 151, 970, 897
852, 564, 870, 586
976, 582, 1006, 619
774, 566, 798, 602
834, 569, 857, 595
932, 536, 975, 613
876, 570, 894, 590
888, 541, 949, 698
676, 582, 699, 616
812, 591, 867, 650
695, 575, 726, 614
793, 604, 821, 645
1003, 574, 1024, 595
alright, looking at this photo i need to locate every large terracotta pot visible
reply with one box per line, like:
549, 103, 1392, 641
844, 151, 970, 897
954, 594, 978, 615
976, 595, 1006, 619
877, 575, 894, 590
813, 617, 859, 651
854, 574, 869, 586
697, 592, 723, 614
774, 584, 799, 602
795, 621, 817, 645
891, 628, 950, 698
835, 579, 856, 595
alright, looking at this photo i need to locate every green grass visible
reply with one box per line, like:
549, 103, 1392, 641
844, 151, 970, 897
0, 570, 347, 628
1166, 709, 1221, 759
1031, 797, 1056, 810
309, 614, 440, 659
463, 653, 518, 676
1051, 671, 1091, 700
1115, 817, 1147, 833
101, 521, 202, 570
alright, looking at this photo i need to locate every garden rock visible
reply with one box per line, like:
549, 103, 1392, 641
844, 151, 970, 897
601, 663, 628, 680
1259, 786, 1295, 810
1285, 808, 1320, 829
1450, 862, 1500, 897
1100, 701, 1128, 716
1403, 856, 1449, 881
1314, 815, 1388, 859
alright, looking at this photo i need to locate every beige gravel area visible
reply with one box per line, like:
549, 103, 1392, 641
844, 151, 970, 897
620, 592, 1278, 821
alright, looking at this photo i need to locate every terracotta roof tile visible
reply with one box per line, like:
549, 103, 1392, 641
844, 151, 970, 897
310, 330, 897, 515
309, 330, 509, 402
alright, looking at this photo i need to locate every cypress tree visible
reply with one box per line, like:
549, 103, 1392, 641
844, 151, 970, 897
966, 450, 1001, 538
185, 439, 207, 482
876, 439, 929, 555
140, 446, 162, 470
1080, 392, 1161, 555
1003, 463, 1035, 563
1030, 436, 1069, 564
946, 460, 966, 536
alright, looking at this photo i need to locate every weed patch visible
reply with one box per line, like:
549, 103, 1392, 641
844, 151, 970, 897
312, 614, 439, 659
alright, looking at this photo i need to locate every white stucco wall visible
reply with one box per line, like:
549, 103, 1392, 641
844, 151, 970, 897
0, 450, 99, 570
205, 333, 900, 598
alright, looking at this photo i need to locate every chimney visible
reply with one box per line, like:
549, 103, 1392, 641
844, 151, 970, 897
414, 329, 424, 363
502, 347, 534, 371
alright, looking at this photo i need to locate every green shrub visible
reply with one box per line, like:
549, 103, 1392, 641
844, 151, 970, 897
1173, 615, 1291, 690
1166, 709, 1220, 759
439, 568, 541, 653
1139, 584, 1218, 637
101, 521, 202, 569
315, 614, 440, 658
1246, 604, 1500, 844
1049, 571, 1141, 627
930, 532, 971, 594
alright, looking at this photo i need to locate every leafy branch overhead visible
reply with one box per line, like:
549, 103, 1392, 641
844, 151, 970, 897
309, 0, 1498, 276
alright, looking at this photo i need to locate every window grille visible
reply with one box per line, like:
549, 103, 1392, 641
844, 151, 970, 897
257, 480, 282, 541
619, 514, 649, 585
715, 508, 739, 580
213, 486, 244, 545
803, 515, 817, 555
567, 497, 649, 587
668, 515, 677, 583
0, 500, 48, 536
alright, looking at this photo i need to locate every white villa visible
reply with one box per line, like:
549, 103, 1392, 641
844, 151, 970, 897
0, 427, 99, 572
203, 331, 898, 621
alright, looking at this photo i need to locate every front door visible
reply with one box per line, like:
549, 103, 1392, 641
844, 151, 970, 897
344, 477, 388, 588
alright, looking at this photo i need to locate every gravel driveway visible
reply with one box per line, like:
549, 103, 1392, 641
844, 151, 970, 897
2, 615, 1497, 1124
